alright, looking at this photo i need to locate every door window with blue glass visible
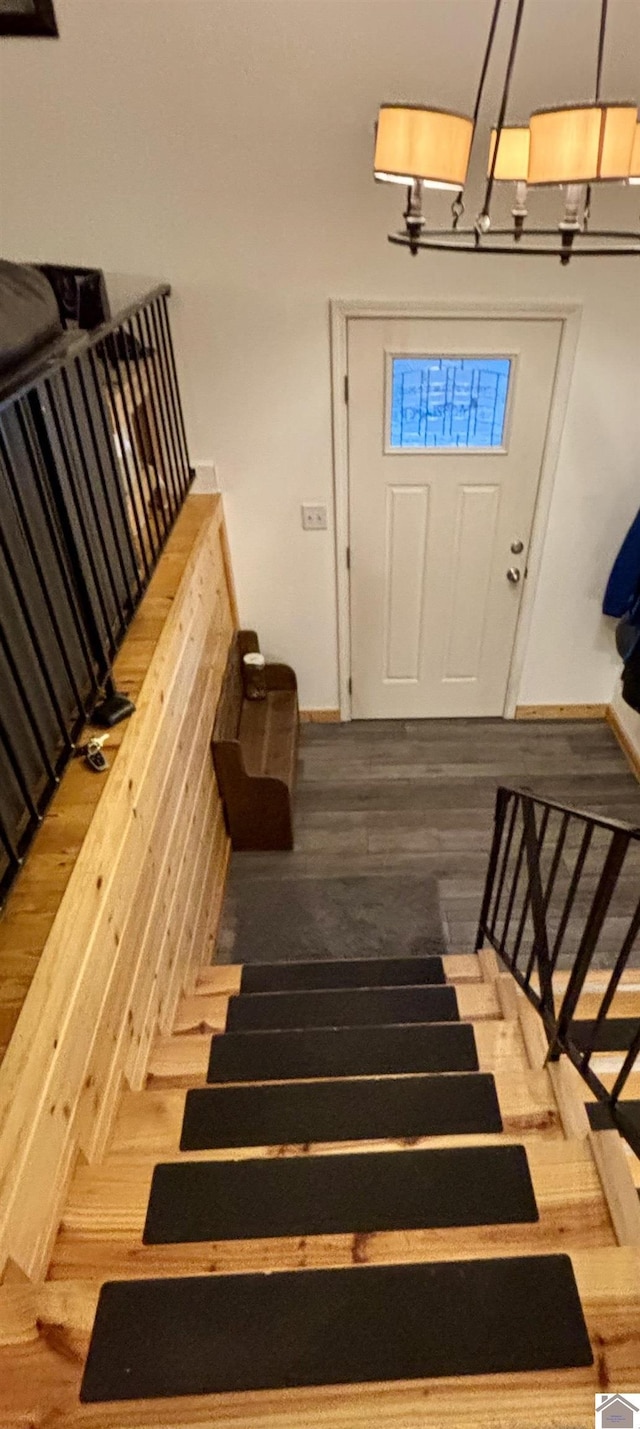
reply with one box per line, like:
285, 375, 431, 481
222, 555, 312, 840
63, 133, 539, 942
389, 356, 511, 450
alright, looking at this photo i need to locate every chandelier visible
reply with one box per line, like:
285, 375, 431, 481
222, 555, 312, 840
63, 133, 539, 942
375, 0, 640, 263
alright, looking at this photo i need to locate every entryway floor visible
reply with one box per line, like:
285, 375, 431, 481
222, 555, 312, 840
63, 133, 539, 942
216, 718, 640, 965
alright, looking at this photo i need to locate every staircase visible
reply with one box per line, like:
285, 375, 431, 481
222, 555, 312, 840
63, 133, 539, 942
2, 946, 639, 1427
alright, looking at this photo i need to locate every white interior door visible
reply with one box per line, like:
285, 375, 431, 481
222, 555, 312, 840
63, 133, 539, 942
347, 316, 562, 718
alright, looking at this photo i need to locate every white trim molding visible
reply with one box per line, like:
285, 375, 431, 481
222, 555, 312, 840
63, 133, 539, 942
330, 298, 582, 722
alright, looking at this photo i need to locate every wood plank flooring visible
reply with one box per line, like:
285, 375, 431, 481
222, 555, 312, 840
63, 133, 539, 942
218, 718, 640, 964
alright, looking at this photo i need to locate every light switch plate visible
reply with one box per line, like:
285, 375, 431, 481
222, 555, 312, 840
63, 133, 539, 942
301, 503, 328, 530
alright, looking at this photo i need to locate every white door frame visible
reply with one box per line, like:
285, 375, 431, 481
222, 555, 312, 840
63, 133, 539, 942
330, 298, 582, 722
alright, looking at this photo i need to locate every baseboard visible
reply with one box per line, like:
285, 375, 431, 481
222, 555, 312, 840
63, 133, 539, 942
515, 703, 608, 721
299, 709, 341, 723
606, 704, 640, 782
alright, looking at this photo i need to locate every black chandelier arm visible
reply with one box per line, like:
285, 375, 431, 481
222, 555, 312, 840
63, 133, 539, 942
389, 226, 640, 262
585, 0, 610, 224
452, 0, 503, 224
595, 0, 609, 100
479, 0, 526, 228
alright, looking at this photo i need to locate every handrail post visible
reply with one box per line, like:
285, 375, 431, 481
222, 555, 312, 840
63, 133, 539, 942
475, 785, 508, 952
520, 796, 555, 1035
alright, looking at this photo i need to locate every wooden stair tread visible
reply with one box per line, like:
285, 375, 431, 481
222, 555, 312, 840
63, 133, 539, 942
48, 1135, 615, 1283
79, 1256, 593, 1402
172, 982, 500, 1036
194, 953, 483, 999
2, 1248, 640, 1427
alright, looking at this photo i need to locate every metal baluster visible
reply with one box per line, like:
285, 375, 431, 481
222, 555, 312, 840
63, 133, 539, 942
159, 294, 192, 489
98, 342, 152, 586
0, 708, 41, 823
41, 375, 118, 670
523, 809, 570, 987
2, 411, 98, 707
579, 893, 640, 1072
490, 793, 518, 931
548, 823, 594, 977
75, 352, 140, 614
137, 307, 180, 520
0, 808, 21, 877
111, 336, 160, 565
0, 482, 76, 755
60, 363, 127, 640
475, 785, 509, 951
609, 1019, 640, 1105
148, 299, 186, 506
0, 617, 60, 788
512, 802, 550, 981
500, 802, 527, 959
550, 830, 630, 1060
121, 325, 165, 552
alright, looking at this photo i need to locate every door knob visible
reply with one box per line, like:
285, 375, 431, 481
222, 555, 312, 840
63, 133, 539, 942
511, 539, 524, 554
506, 567, 521, 584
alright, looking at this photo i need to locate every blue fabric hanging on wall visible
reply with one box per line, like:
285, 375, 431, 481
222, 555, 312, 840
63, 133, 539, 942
603, 507, 640, 618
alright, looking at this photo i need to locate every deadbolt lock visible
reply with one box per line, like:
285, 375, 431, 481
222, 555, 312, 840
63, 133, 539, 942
511, 539, 524, 554
506, 567, 521, 584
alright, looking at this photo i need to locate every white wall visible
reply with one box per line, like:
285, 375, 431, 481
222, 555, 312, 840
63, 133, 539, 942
2, 0, 640, 710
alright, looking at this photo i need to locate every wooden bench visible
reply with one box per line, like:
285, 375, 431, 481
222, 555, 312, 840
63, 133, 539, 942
212, 630, 299, 850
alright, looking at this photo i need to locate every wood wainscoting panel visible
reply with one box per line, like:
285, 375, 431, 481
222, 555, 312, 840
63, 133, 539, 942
0, 495, 236, 1281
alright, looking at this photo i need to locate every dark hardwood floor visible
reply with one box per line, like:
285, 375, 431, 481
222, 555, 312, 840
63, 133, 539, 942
217, 718, 640, 965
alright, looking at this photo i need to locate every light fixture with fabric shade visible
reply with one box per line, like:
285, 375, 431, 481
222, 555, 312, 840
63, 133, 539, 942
628, 122, 640, 182
487, 125, 530, 181
374, 105, 474, 190
528, 102, 637, 185
376, 0, 640, 263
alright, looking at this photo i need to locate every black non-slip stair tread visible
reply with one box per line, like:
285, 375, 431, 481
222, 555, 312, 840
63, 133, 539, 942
570, 1018, 640, 1053
180, 1072, 503, 1150
207, 1021, 479, 1083
239, 956, 446, 993
143, 1143, 538, 1244
80, 1254, 593, 1402
226, 984, 459, 1032
586, 1099, 640, 1138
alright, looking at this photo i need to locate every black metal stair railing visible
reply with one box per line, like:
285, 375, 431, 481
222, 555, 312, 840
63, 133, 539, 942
476, 785, 640, 1158
0, 285, 193, 906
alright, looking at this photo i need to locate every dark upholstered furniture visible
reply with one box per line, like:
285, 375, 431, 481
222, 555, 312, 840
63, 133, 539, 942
212, 630, 299, 851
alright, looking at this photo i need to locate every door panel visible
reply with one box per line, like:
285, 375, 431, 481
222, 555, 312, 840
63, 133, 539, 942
348, 317, 562, 719
385, 485, 429, 682
444, 485, 499, 683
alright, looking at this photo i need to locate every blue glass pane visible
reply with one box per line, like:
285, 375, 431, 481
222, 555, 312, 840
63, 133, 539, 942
390, 357, 511, 449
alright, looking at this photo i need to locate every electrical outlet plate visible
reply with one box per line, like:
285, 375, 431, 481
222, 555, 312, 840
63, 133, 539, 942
301, 503, 328, 530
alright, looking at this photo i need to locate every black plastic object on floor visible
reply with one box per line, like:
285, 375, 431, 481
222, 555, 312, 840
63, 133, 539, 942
225, 984, 459, 1032
143, 1143, 538, 1244
80, 1254, 593, 1402
570, 1018, 639, 1052
180, 1072, 502, 1150
239, 955, 446, 993
207, 1021, 479, 1084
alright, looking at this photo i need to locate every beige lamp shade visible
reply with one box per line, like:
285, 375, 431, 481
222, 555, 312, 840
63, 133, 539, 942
374, 105, 473, 189
629, 122, 640, 182
487, 126, 530, 181
528, 103, 637, 184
